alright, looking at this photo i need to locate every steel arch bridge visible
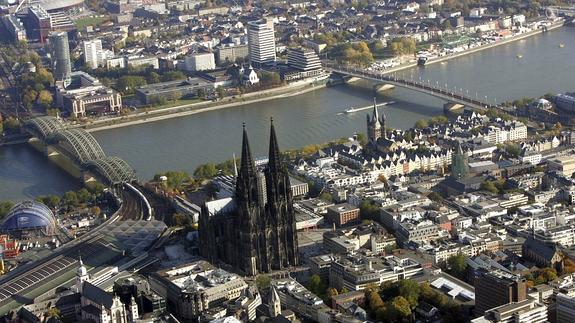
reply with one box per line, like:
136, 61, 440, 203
22, 116, 65, 140
48, 129, 106, 164
84, 156, 136, 185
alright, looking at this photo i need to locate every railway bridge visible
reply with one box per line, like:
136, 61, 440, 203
22, 116, 136, 186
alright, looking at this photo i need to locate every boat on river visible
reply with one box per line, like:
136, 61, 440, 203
344, 101, 395, 114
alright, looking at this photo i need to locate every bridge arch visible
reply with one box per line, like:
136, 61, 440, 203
48, 129, 106, 164
84, 156, 136, 185
22, 117, 64, 140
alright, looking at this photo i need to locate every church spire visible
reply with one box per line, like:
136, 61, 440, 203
233, 153, 238, 178
239, 123, 256, 178
371, 97, 379, 122
268, 117, 282, 174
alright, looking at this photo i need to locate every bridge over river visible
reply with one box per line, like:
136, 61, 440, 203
323, 61, 500, 112
22, 116, 137, 186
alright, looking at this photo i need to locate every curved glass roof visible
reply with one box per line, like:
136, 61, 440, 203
1, 201, 56, 231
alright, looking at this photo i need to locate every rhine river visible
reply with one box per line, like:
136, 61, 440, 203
1, 27, 574, 200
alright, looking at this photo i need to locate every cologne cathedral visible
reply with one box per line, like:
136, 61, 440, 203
199, 119, 299, 276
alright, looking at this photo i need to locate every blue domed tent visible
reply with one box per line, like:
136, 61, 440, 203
1, 201, 56, 235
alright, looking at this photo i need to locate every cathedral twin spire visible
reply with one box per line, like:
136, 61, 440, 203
237, 118, 283, 180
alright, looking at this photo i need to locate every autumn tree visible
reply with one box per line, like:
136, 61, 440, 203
38, 90, 53, 110
398, 279, 420, 309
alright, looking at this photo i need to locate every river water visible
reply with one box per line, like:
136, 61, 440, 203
1, 27, 574, 201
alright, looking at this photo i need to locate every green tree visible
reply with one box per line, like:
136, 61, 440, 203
0, 201, 14, 219
196, 88, 206, 99
117, 75, 147, 94
447, 253, 468, 279
359, 200, 380, 221
481, 181, 499, 194
194, 163, 218, 180
77, 188, 92, 204
161, 70, 186, 82
307, 275, 327, 296
504, 143, 522, 158
258, 71, 282, 86
62, 191, 79, 208
146, 71, 161, 84
37, 195, 61, 209
163, 171, 191, 190
216, 86, 225, 99
414, 119, 429, 129
256, 275, 271, 289
356, 133, 368, 146
37, 90, 53, 109
428, 192, 442, 202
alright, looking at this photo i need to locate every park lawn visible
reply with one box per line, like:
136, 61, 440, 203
74, 16, 111, 29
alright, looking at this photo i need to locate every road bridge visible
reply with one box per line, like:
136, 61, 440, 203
547, 6, 575, 16
22, 116, 136, 186
323, 61, 498, 111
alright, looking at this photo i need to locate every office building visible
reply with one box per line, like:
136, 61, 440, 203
28, 6, 75, 43
283, 47, 324, 81
135, 77, 212, 105
472, 299, 547, 323
475, 269, 527, 316
199, 121, 299, 276
184, 52, 216, 72
1, 15, 27, 42
326, 203, 360, 226
55, 71, 122, 118
49, 31, 72, 85
83, 39, 105, 68
556, 293, 575, 323
216, 45, 249, 65
548, 155, 575, 177
247, 19, 276, 66
149, 261, 248, 320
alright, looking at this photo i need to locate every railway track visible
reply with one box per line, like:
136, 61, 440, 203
0, 184, 147, 311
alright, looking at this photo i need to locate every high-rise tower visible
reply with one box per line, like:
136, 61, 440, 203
247, 19, 276, 66
49, 31, 72, 86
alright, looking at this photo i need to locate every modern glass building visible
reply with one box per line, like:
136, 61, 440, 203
49, 31, 72, 85
1, 201, 57, 236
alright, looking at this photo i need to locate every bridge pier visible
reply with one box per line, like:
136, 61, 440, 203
343, 76, 362, 84
374, 83, 395, 93
443, 103, 465, 114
